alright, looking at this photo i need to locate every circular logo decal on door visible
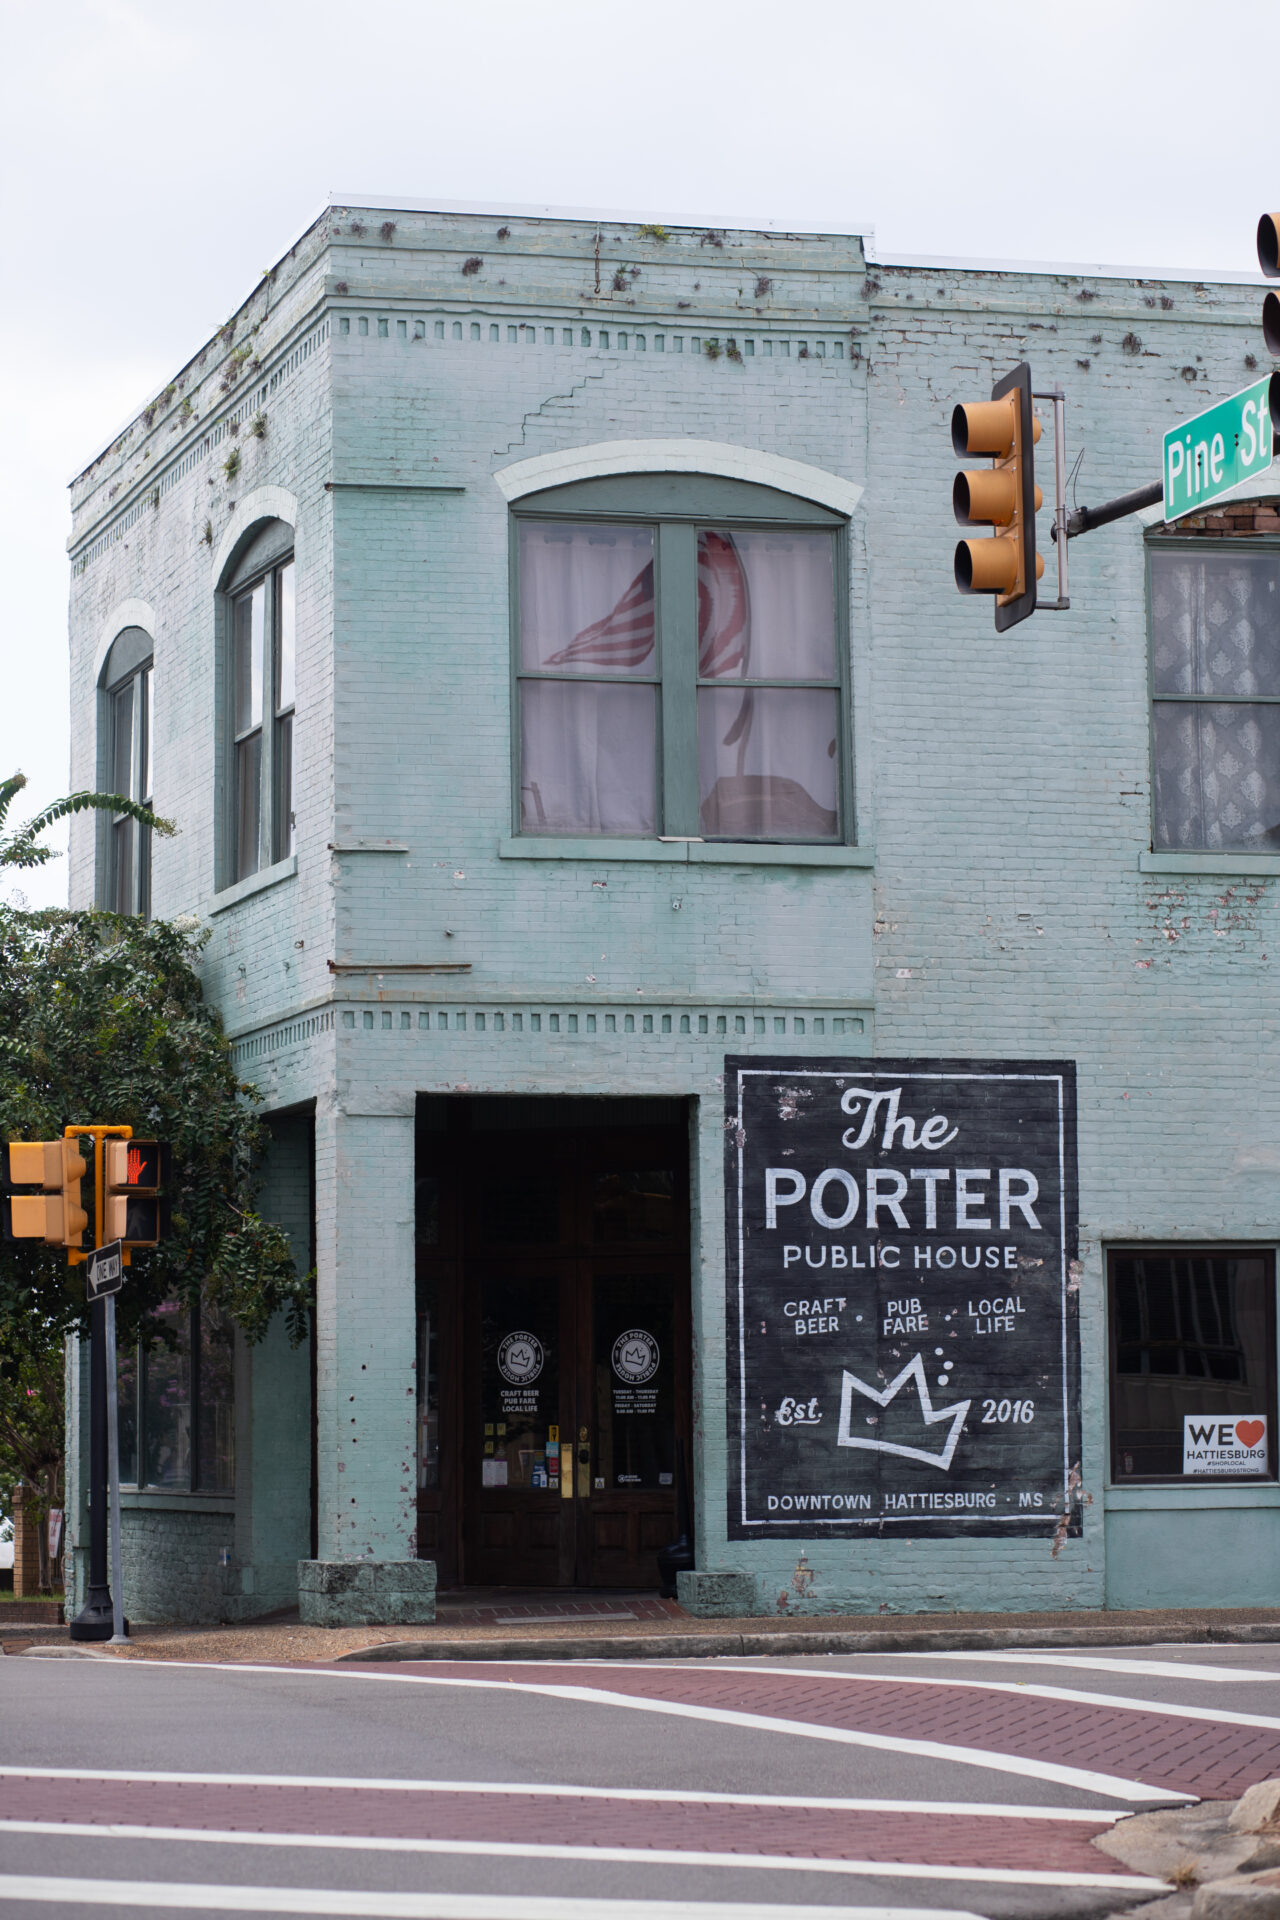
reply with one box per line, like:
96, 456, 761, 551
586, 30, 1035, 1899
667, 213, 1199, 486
498, 1332, 544, 1384
612, 1329, 660, 1385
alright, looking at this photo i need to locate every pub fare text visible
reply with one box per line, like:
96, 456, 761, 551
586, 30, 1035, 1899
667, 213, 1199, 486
767, 1085, 1040, 1337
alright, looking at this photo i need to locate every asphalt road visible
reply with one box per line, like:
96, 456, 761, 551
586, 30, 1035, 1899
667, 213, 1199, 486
5, 1640, 1280, 1919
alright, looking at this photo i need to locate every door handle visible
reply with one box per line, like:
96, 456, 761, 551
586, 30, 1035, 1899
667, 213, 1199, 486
577, 1427, 590, 1499
560, 1442, 573, 1499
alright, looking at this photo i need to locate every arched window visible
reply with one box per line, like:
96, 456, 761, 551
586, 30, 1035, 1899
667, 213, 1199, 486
223, 519, 295, 881
100, 626, 153, 915
511, 473, 849, 843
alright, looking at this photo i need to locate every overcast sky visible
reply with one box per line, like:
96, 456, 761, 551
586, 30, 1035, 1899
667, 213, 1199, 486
4, 0, 1278, 905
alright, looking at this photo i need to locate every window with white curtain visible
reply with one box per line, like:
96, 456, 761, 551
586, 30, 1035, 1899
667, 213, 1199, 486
1150, 543, 1280, 851
514, 476, 848, 842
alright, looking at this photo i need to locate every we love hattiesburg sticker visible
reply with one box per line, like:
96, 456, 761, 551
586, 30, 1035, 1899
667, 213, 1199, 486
1183, 1414, 1268, 1475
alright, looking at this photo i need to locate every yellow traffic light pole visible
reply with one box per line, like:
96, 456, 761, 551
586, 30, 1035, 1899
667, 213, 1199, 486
65, 1123, 132, 1644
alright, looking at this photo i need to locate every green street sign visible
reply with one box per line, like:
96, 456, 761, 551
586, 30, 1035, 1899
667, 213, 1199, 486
1164, 377, 1274, 521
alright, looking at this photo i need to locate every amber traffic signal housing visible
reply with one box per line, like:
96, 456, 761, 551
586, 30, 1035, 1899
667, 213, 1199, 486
3, 1139, 90, 1249
1258, 214, 1280, 366
952, 362, 1045, 632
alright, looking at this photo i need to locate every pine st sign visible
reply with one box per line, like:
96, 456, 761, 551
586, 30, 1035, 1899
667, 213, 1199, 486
1164, 377, 1275, 522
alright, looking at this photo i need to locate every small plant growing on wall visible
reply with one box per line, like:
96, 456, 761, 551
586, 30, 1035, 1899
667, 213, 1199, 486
496, 225, 510, 239
248, 413, 267, 439
461, 256, 483, 276
379, 221, 396, 242
222, 448, 241, 482
638, 223, 669, 243
612, 267, 628, 292
725, 338, 743, 364
349, 220, 366, 237
179, 397, 194, 423
202, 518, 213, 546
703, 338, 722, 360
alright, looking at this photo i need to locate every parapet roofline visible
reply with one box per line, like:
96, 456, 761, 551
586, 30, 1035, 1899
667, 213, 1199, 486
877, 249, 1269, 286
329, 191, 879, 252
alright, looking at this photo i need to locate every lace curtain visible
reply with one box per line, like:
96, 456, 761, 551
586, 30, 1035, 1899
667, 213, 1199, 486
1151, 551, 1280, 850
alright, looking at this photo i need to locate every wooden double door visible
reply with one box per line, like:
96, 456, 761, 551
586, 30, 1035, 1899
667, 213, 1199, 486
415, 1115, 691, 1589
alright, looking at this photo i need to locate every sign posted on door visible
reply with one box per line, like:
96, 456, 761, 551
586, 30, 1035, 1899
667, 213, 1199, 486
1163, 378, 1275, 522
725, 1058, 1080, 1539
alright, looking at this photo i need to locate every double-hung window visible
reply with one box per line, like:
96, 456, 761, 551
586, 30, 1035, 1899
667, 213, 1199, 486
514, 475, 848, 842
100, 627, 153, 916
1150, 540, 1280, 851
226, 522, 296, 883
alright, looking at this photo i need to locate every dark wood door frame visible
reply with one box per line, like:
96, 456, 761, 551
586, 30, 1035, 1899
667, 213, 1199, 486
414, 1113, 691, 1589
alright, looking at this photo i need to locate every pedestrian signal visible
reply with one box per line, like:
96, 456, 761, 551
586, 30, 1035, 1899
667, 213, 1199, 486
104, 1139, 170, 1248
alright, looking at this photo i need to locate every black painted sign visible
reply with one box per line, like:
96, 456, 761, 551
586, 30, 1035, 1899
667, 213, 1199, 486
725, 1058, 1079, 1539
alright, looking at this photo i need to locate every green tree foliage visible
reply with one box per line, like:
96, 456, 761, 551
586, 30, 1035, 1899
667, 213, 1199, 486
0, 906, 309, 1363
0, 770, 174, 874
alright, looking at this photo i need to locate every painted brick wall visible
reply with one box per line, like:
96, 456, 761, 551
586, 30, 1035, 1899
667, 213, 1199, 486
63, 203, 1280, 1618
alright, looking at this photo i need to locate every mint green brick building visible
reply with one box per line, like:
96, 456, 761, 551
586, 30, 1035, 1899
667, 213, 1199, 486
63, 201, 1280, 1622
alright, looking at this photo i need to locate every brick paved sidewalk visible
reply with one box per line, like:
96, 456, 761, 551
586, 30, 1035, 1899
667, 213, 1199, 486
19, 1599, 1280, 1667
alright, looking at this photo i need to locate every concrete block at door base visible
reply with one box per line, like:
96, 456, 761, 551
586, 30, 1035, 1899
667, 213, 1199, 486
297, 1559, 437, 1627
677, 1568, 757, 1617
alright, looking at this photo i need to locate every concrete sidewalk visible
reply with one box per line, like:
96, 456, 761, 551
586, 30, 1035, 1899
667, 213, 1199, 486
11, 1601, 1280, 1665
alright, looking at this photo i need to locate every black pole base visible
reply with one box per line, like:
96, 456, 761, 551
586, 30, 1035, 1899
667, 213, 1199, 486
69, 1587, 116, 1642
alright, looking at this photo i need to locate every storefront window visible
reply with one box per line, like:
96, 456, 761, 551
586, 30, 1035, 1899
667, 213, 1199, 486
116, 1296, 235, 1494
479, 1271, 561, 1491
1109, 1249, 1276, 1481
592, 1270, 676, 1491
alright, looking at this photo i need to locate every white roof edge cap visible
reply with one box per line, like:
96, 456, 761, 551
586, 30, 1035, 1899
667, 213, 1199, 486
879, 250, 1268, 287
331, 191, 876, 245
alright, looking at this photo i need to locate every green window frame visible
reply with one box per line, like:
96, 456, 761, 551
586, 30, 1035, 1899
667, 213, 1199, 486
98, 626, 153, 917
116, 1296, 235, 1495
511, 473, 852, 845
1148, 535, 1280, 854
219, 519, 296, 888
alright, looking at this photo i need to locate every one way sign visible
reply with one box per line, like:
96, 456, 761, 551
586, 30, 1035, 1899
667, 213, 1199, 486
86, 1241, 124, 1300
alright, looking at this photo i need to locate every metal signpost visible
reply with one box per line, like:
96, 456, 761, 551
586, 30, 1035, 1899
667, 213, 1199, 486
86, 1241, 128, 1644
1163, 378, 1276, 523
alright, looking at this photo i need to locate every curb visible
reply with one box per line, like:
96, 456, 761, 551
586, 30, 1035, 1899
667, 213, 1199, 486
337, 1618, 1280, 1664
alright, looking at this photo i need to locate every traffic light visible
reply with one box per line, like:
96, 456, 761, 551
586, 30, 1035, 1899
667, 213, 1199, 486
952, 361, 1044, 632
1255, 217, 1280, 452
104, 1138, 170, 1248
1259, 214, 1280, 355
2, 1139, 90, 1249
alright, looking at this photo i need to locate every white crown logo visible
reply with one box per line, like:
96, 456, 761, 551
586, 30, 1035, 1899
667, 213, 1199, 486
836, 1353, 971, 1471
